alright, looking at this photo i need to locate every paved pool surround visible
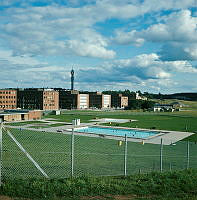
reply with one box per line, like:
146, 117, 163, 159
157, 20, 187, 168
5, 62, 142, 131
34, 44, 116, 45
66, 125, 194, 145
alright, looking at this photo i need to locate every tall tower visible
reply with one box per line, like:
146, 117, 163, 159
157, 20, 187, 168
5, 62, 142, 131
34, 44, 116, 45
71, 68, 74, 90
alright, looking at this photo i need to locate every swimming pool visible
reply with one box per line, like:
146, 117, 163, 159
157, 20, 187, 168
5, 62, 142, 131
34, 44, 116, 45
75, 126, 159, 139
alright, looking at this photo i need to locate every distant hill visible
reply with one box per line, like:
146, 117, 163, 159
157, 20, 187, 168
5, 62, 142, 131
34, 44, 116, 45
145, 93, 197, 101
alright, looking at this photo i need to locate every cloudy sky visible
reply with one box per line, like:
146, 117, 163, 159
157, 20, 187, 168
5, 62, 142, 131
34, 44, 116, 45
0, 0, 197, 93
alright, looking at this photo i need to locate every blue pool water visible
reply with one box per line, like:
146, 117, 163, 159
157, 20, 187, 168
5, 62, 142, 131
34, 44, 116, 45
75, 126, 159, 139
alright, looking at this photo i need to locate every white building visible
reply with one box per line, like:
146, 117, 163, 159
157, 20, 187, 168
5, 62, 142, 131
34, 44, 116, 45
78, 94, 89, 109
136, 92, 148, 100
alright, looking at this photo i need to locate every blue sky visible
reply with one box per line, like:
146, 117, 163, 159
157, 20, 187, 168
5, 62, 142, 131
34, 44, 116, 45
0, 0, 197, 93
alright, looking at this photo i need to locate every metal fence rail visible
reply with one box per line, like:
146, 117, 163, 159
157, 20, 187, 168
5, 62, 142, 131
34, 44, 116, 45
1, 122, 197, 181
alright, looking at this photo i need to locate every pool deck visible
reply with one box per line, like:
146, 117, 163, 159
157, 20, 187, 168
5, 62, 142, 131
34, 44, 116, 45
69, 124, 194, 145
144, 130, 193, 145
4, 119, 194, 145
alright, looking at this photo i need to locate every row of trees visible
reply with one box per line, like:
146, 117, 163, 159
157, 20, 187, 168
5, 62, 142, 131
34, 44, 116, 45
102, 89, 136, 98
126, 99, 155, 110
103, 89, 197, 101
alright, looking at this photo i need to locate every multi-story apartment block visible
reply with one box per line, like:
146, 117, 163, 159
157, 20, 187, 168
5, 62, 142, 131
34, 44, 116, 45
102, 94, 111, 108
0, 89, 17, 110
89, 92, 111, 109
78, 93, 89, 109
58, 90, 78, 109
43, 89, 59, 110
111, 94, 128, 109
58, 90, 89, 109
17, 88, 59, 110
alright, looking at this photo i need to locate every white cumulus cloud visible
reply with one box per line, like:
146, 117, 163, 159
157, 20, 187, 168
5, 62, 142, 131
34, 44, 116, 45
113, 9, 197, 61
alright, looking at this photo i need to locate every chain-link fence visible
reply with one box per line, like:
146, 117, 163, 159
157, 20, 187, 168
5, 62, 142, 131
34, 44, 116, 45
1, 123, 197, 181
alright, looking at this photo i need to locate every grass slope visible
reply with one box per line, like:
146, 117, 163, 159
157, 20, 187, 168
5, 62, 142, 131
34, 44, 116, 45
1, 170, 197, 199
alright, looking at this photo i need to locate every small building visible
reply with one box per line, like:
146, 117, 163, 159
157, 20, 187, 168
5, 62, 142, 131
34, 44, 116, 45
135, 92, 148, 100
0, 110, 42, 122
52, 110, 61, 115
153, 104, 175, 112
171, 102, 184, 108
0, 89, 17, 110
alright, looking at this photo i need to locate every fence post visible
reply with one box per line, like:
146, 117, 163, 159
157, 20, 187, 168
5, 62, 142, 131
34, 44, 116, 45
71, 127, 74, 177
124, 134, 128, 176
169, 162, 172, 171
187, 141, 190, 169
0, 118, 2, 185
160, 138, 163, 172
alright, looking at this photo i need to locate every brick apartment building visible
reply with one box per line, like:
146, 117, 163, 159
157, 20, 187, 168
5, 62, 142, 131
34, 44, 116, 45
111, 94, 128, 109
89, 92, 111, 109
0, 88, 128, 111
43, 89, 59, 110
17, 88, 59, 110
0, 89, 17, 110
58, 90, 89, 109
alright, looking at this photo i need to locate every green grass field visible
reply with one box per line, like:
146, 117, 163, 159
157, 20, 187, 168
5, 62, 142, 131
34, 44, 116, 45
28, 122, 68, 129
2, 108, 197, 199
6, 120, 49, 126
3, 126, 197, 180
44, 110, 197, 132
42, 110, 197, 141
3, 109, 197, 179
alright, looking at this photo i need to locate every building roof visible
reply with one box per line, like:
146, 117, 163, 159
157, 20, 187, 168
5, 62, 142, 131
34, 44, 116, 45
0, 112, 27, 116
1, 109, 41, 114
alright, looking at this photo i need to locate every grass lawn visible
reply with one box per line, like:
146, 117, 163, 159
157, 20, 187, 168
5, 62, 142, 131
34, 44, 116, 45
3, 127, 197, 180
43, 110, 197, 141
28, 123, 68, 129
6, 120, 49, 126
44, 110, 197, 131
43, 112, 95, 123
104, 114, 197, 132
